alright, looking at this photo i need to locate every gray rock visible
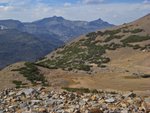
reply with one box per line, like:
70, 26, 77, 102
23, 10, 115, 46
0, 87, 149, 113
52, 94, 59, 99
144, 97, 150, 103
8, 92, 15, 96
92, 103, 101, 108
56, 100, 63, 105
123, 92, 136, 98
120, 109, 128, 113
56, 109, 65, 113
45, 99, 56, 106
105, 98, 116, 103
83, 98, 89, 102
19, 103, 28, 109
75, 105, 80, 109
31, 100, 41, 105
79, 100, 86, 106
17, 88, 35, 96
142, 97, 150, 112
22, 112, 31, 113
23, 88, 35, 95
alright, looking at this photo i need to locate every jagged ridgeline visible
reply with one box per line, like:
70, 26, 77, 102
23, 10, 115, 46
36, 24, 150, 72
0, 17, 114, 69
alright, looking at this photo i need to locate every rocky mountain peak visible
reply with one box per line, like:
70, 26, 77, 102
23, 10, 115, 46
89, 18, 113, 27
33, 16, 65, 24
51, 16, 65, 20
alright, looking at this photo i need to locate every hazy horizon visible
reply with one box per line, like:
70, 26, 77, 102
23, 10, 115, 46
0, 0, 150, 25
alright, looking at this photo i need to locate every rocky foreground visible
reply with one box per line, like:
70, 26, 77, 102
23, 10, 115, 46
0, 87, 150, 113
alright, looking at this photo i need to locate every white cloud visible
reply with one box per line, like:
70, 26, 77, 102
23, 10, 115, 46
0, 5, 13, 11
64, 2, 72, 7
0, 0, 150, 25
55, 3, 150, 25
0, 0, 12, 3
143, 0, 150, 4
81, 0, 105, 4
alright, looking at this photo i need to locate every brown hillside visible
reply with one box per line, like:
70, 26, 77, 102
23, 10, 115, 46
0, 14, 150, 95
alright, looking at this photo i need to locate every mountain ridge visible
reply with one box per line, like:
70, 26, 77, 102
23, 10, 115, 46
0, 16, 114, 42
0, 16, 113, 68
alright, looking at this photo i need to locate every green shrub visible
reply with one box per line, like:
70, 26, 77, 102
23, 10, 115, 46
19, 62, 48, 86
12, 80, 27, 88
77, 64, 91, 71
37, 38, 112, 72
62, 87, 91, 93
141, 74, 150, 78
121, 35, 150, 44
91, 89, 99, 93
104, 35, 123, 42
106, 43, 122, 50
62, 87, 102, 94
100, 65, 107, 68
101, 57, 110, 63
132, 44, 141, 49
68, 67, 73, 71
122, 29, 143, 33
86, 32, 97, 39
103, 29, 121, 36
123, 29, 130, 33
13, 80, 22, 85
130, 29, 143, 33
97, 31, 103, 36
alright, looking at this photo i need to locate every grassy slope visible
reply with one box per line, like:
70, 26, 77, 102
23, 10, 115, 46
0, 14, 150, 93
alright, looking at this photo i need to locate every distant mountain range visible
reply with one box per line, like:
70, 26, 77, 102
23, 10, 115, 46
0, 16, 114, 68
0, 16, 114, 42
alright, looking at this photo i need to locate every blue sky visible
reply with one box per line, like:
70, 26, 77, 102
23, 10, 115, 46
31, 0, 147, 4
29, 0, 149, 5
0, 0, 150, 24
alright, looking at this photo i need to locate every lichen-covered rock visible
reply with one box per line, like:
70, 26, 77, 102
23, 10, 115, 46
0, 87, 149, 113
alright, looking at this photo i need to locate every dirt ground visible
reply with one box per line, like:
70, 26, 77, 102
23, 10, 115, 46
0, 48, 150, 95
